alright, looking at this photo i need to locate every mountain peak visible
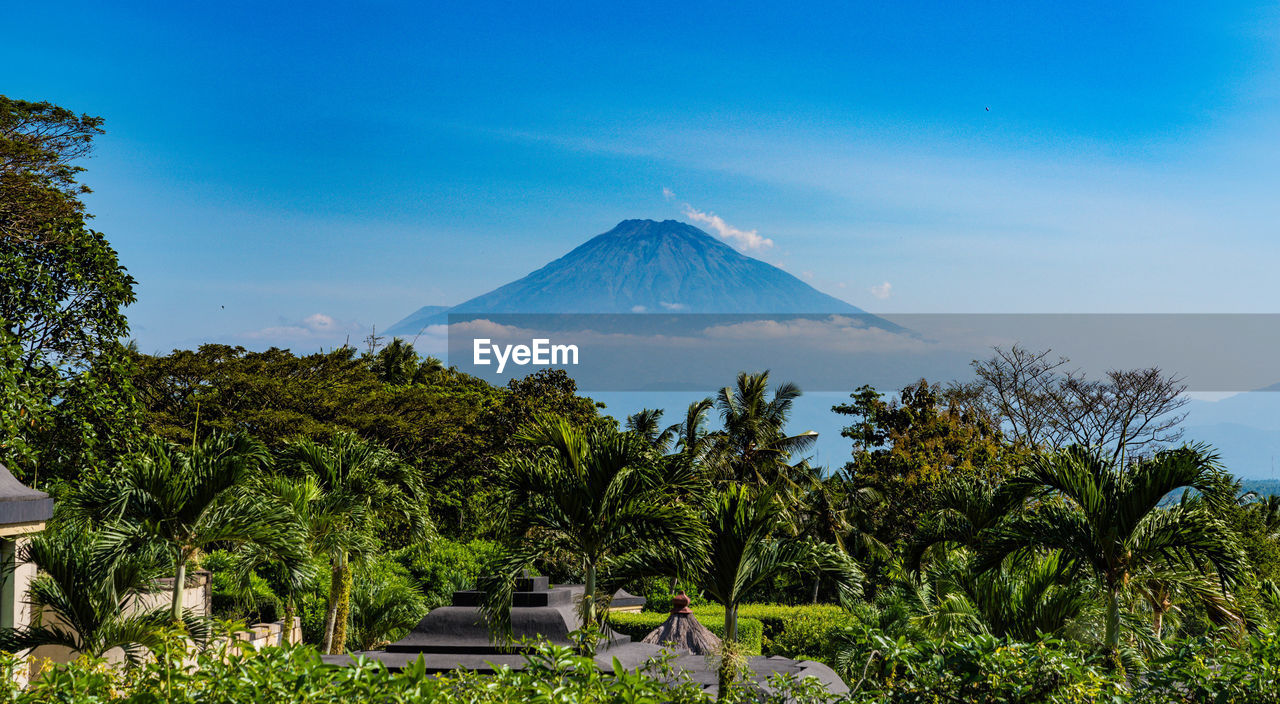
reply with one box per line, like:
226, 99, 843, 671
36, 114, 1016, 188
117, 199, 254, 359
386, 219, 864, 333
594, 218, 725, 243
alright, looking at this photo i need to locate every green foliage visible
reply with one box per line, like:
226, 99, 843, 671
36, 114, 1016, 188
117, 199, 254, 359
0, 639, 723, 704
839, 629, 1125, 703
485, 416, 706, 633
346, 557, 428, 651
129, 346, 604, 535
705, 370, 815, 486
0, 524, 206, 663
203, 550, 282, 625
979, 445, 1244, 652
1, 95, 138, 486
695, 485, 862, 646
834, 381, 1020, 552
1, 95, 104, 231
394, 538, 503, 609
608, 611, 764, 656
1137, 633, 1280, 702
67, 433, 309, 622
277, 432, 429, 654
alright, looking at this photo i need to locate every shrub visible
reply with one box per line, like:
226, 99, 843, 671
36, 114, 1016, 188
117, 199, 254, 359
394, 538, 502, 609
347, 557, 430, 651
1135, 633, 1280, 702
0, 638, 721, 704
608, 612, 764, 656
202, 550, 280, 625
836, 628, 1124, 704
671, 603, 852, 663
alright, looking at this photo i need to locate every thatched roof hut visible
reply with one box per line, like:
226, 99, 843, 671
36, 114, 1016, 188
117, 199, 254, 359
641, 592, 721, 655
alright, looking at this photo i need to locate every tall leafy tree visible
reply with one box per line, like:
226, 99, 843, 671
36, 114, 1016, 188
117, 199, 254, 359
977, 445, 1245, 656
282, 433, 430, 654
69, 434, 306, 623
1, 95, 138, 485
485, 417, 705, 635
834, 380, 1020, 548
707, 371, 816, 487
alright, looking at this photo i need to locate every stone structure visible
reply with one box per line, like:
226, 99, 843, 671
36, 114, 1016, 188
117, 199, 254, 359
325, 577, 847, 697
0, 464, 53, 637
0, 464, 54, 685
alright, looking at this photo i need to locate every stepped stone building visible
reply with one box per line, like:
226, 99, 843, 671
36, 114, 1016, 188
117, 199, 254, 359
324, 576, 847, 698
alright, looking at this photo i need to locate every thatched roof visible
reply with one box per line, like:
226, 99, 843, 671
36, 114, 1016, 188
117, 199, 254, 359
641, 612, 721, 654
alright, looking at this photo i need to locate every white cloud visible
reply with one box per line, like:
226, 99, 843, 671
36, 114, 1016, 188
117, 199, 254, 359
682, 205, 774, 251
631, 305, 648, 313
661, 187, 774, 252
801, 270, 815, 280
659, 301, 687, 311
238, 312, 365, 346
870, 282, 892, 300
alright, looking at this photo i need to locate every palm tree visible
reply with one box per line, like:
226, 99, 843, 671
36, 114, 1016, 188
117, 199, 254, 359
1, 526, 207, 664
69, 434, 306, 623
282, 433, 429, 654
369, 338, 444, 385
696, 484, 862, 645
346, 570, 428, 651
977, 445, 1244, 656
232, 474, 327, 644
906, 476, 1035, 571
625, 408, 676, 452
793, 472, 889, 601
671, 398, 716, 464
707, 371, 817, 487
485, 416, 705, 635
900, 548, 1093, 642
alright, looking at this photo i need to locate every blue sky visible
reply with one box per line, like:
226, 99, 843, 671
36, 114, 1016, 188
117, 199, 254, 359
4, 1, 1280, 354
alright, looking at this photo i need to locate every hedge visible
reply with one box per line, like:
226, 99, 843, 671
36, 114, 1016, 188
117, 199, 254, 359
607, 612, 764, 656
664, 604, 852, 663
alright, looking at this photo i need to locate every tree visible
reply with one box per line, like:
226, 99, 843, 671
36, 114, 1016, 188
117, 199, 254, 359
129, 346, 606, 538
625, 408, 675, 451
0, 96, 138, 485
978, 445, 1244, 657
485, 417, 705, 635
69, 434, 306, 623
281, 433, 430, 654
894, 548, 1092, 643
1, 96, 104, 238
670, 398, 715, 466
367, 337, 443, 386
693, 484, 861, 693
707, 371, 817, 487
0, 525, 206, 663
969, 345, 1188, 461
833, 380, 1018, 548
697, 484, 861, 641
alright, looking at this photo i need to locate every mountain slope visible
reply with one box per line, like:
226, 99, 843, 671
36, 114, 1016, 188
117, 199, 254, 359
388, 219, 864, 334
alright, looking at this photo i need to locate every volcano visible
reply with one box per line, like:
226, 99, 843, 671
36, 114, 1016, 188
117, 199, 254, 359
387, 219, 866, 335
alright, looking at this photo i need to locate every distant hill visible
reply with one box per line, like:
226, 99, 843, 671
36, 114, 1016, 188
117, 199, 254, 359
387, 219, 867, 335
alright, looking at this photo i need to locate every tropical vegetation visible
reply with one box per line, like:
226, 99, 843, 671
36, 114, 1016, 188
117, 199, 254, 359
8, 92, 1280, 702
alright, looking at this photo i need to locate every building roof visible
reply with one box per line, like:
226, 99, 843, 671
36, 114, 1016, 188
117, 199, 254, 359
0, 464, 53, 526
